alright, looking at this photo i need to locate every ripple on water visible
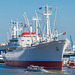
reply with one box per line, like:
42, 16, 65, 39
0, 63, 75, 75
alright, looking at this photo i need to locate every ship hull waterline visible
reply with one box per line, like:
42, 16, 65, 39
5, 61, 62, 69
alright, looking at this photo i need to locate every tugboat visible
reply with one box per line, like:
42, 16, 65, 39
27, 65, 47, 72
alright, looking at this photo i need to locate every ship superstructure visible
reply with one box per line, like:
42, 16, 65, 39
2, 4, 70, 70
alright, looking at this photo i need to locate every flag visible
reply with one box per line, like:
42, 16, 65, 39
21, 25, 23, 26
15, 22, 16, 24
24, 23, 27, 27
24, 25, 27, 27
12, 22, 14, 24
24, 23, 27, 25
62, 32, 66, 35
49, 8, 52, 10
39, 7, 42, 9
10, 22, 14, 24
44, 12, 46, 14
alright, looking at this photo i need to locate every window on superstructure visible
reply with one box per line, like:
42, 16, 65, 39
23, 36, 31, 37
10, 40, 18, 42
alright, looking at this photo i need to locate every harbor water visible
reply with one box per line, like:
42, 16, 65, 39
0, 63, 75, 75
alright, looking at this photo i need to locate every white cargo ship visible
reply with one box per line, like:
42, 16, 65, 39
2, 4, 70, 70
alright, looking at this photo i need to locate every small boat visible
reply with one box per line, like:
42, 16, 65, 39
27, 65, 47, 72
67, 56, 75, 66
66, 57, 75, 69
66, 64, 75, 69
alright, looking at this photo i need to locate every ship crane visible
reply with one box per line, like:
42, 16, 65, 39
23, 12, 33, 44
23, 12, 30, 32
53, 29, 66, 40
32, 11, 41, 42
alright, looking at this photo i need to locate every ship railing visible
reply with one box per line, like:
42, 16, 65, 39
5, 51, 22, 57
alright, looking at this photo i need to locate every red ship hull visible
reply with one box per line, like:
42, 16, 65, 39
5, 61, 63, 70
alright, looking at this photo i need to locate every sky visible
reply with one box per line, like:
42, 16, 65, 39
0, 0, 75, 44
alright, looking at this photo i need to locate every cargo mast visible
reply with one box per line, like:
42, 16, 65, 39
43, 4, 52, 41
